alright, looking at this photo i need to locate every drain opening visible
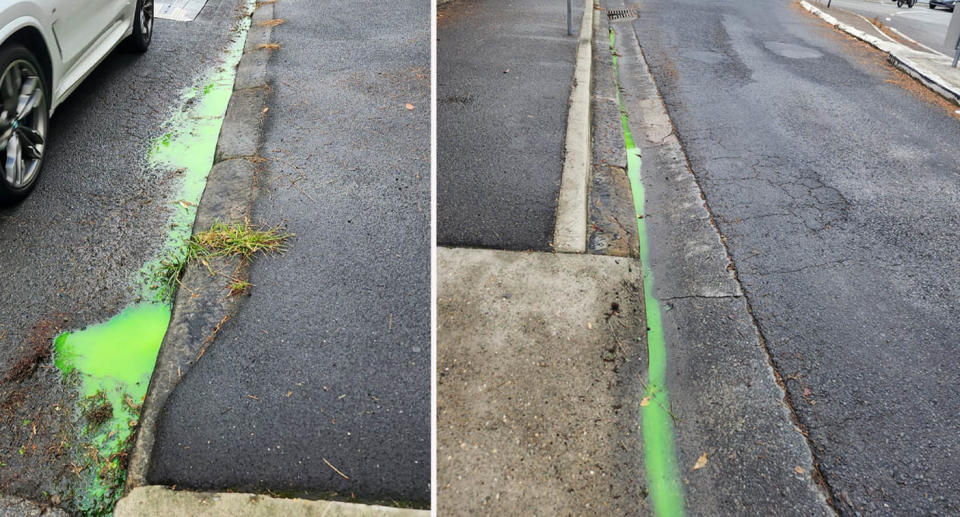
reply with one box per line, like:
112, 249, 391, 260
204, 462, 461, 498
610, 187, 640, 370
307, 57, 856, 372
607, 8, 639, 21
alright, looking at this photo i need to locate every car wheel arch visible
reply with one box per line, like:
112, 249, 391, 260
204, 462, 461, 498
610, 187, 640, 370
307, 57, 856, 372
2, 26, 53, 106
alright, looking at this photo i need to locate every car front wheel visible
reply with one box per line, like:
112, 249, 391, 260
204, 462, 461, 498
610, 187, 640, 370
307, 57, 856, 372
0, 45, 48, 205
127, 0, 154, 52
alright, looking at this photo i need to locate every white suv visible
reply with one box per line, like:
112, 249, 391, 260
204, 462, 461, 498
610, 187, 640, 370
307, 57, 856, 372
0, 0, 153, 204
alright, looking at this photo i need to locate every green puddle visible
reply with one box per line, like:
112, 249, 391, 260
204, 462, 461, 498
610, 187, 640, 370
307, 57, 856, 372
53, 304, 170, 513
51, 3, 254, 514
610, 28, 685, 517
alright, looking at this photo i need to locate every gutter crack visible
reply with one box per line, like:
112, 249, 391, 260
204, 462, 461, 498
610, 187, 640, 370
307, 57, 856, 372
661, 294, 740, 302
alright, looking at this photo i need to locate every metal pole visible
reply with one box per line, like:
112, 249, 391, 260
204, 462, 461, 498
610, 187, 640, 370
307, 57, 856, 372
567, 0, 572, 36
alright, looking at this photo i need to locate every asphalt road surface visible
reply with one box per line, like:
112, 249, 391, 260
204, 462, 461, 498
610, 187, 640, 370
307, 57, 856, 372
0, 0, 245, 507
628, 0, 960, 514
829, 0, 955, 54
148, 0, 431, 505
437, 0, 582, 250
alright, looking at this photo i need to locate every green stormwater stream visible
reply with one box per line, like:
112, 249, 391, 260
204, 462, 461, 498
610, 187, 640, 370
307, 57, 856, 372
610, 28, 685, 517
51, 4, 254, 514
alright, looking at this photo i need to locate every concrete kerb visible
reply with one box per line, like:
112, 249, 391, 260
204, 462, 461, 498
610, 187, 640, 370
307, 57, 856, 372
116, 486, 428, 517
124, 0, 274, 493
890, 52, 960, 104
801, 0, 960, 105
552, 0, 594, 253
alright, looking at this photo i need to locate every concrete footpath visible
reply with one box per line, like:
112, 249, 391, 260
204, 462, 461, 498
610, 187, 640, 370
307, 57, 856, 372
116, 486, 424, 517
437, 248, 649, 515
802, 0, 960, 105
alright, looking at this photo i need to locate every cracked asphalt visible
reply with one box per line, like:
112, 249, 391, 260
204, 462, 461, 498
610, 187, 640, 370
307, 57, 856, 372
630, 0, 960, 514
0, 0, 246, 510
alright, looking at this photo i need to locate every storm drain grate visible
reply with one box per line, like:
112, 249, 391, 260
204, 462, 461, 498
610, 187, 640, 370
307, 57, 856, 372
607, 8, 639, 21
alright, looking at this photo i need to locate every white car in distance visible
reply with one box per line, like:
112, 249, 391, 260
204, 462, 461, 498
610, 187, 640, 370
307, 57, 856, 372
0, 0, 153, 204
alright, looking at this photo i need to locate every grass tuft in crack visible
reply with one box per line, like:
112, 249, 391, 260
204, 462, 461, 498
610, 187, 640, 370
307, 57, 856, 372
193, 220, 292, 260
156, 219, 292, 291
228, 279, 253, 296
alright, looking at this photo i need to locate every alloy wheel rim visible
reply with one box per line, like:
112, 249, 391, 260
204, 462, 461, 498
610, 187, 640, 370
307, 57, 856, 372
142, 0, 154, 40
0, 59, 47, 189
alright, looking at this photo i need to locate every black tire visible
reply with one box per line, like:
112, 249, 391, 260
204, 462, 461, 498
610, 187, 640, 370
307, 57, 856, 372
126, 0, 154, 52
0, 45, 49, 206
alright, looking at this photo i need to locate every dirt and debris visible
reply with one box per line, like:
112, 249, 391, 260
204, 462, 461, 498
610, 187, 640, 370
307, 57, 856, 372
83, 393, 113, 429
3, 317, 64, 383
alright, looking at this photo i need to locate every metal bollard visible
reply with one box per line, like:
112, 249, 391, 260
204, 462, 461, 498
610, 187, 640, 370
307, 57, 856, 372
567, 0, 572, 36
946, 7, 960, 67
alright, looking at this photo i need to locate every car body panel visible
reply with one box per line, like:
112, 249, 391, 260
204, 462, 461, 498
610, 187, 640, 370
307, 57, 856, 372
0, 0, 137, 115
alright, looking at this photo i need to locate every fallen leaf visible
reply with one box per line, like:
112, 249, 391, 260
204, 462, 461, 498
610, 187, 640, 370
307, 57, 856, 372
640, 396, 650, 407
693, 452, 708, 470
795, 466, 806, 475
258, 18, 285, 27
405, 103, 415, 110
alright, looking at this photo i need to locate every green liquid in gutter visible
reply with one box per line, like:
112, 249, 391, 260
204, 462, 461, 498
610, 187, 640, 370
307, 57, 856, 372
52, 4, 254, 514
610, 28, 685, 517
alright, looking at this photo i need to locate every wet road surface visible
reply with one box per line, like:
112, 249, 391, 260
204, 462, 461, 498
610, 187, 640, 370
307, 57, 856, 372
0, 0, 249, 509
629, 0, 960, 514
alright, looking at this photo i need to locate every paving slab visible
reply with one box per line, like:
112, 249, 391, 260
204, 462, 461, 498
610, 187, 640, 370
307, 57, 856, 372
437, 247, 649, 515
115, 486, 428, 517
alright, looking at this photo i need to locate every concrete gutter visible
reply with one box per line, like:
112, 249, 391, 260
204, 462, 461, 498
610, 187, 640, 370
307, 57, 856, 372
115, 486, 428, 517
553, 0, 594, 253
125, 0, 273, 490
602, 0, 835, 511
801, 0, 960, 105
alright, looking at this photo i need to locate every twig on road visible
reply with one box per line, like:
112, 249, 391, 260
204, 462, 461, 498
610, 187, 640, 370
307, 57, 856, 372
322, 457, 350, 479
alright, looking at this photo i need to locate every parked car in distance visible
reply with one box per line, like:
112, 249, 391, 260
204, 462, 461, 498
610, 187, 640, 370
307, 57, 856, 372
930, 0, 956, 10
0, 0, 153, 205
